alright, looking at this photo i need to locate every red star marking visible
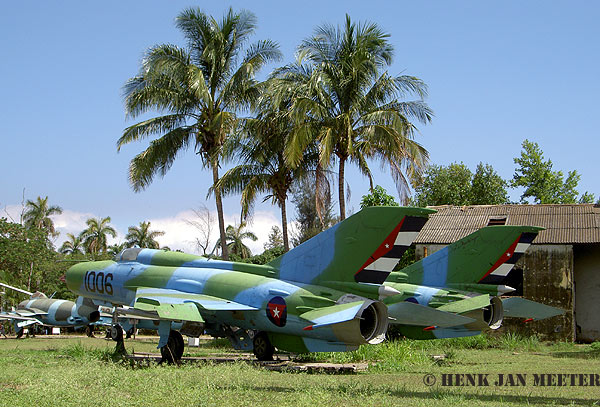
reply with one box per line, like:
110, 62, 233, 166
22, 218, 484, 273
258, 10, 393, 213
269, 304, 284, 320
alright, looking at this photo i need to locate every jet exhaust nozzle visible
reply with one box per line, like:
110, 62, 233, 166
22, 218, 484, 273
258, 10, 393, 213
358, 301, 389, 344
483, 296, 503, 330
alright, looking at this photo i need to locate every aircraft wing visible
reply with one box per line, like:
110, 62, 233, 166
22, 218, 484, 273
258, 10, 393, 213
0, 309, 48, 320
133, 287, 258, 322
387, 301, 476, 328
300, 301, 367, 329
436, 294, 491, 314
501, 297, 565, 320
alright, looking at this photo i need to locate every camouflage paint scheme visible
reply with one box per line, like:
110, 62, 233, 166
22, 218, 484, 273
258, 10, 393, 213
382, 225, 553, 339
0, 294, 103, 331
66, 207, 433, 353
65, 206, 563, 356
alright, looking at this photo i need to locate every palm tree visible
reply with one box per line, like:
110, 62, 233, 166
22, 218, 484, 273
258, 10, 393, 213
107, 242, 127, 257
81, 217, 117, 258
275, 15, 433, 219
215, 92, 320, 252
59, 233, 84, 255
125, 221, 165, 249
215, 222, 257, 259
23, 196, 63, 238
118, 7, 281, 260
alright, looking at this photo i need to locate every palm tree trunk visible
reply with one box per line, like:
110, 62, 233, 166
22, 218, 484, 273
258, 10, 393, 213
212, 160, 229, 260
280, 200, 290, 252
338, 157, 346, 220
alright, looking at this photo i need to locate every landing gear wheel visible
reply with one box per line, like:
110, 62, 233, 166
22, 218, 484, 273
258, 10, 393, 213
86, 325, 95, 338
253, 331, 274, 361
126, 327, 135, 339
110, 324, 123, 342
16, 328, 23, 339
160, 330, 184, 364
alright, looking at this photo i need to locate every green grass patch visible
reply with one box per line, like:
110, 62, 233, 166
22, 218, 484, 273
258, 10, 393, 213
1, 335, 599, 406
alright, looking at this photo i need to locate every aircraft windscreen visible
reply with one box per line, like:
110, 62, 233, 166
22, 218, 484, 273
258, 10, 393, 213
116, 248, 143, 262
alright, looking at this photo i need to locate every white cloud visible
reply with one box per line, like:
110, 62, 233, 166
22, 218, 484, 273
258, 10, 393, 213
3, 203, 290, 257
149, 209, 283, 256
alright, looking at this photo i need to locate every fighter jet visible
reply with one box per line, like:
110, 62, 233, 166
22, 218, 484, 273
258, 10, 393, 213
380, 225, 564, 339
0, 282, 105, 337
65, 207, 434, 361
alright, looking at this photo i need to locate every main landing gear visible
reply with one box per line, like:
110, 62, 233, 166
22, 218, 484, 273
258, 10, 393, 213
160, 330, 184, 364
109, 324, 126, 355
252, 331, 274, 361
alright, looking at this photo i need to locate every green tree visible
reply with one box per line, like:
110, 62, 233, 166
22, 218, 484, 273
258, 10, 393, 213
291, 178, 336, 246
216, 92, 318, 252
579, 192, 596, 204
360, 185, 399, 208
512, 139, 582, 204
59, 233, 84, 256
414, 163, 473, 206
81, 217, 117, 258
470, 163, 509, 204
125, 221, 165, 249
264, 226, 284, 250
413, 162, 508, 206
22, 196, 63, 239
215, 222, 257, 259
118, 7, 281, 260
107, 242, 127, 257
275, 15, 432, 219
0, 218, 55, 300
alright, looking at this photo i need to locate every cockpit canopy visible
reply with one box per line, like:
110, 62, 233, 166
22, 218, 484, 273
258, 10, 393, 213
114, 248, 143, 262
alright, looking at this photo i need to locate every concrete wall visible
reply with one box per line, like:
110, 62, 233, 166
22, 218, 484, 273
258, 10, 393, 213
574, 244, 600, 342
518, 244, 574, 341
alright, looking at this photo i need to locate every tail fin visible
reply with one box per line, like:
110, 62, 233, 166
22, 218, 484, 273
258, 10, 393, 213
388, 225, 543, 286
268, 206, 435, 285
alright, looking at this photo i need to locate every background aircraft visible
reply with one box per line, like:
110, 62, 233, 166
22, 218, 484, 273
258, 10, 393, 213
0, 282, 104, 337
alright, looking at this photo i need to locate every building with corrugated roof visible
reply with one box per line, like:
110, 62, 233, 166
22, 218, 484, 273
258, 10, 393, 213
413, 204, 600, 342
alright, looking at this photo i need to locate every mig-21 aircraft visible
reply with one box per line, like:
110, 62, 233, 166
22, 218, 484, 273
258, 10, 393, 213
65, 206, 562, 362
0, 282, 104, 337
0, 282, 187, 339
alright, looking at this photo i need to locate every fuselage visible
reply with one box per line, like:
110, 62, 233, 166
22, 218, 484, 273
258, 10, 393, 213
15, 298, 95, 327
65, 255, 371, 345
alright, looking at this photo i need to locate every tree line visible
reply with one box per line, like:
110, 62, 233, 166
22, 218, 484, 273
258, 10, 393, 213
412, 139, 599, 207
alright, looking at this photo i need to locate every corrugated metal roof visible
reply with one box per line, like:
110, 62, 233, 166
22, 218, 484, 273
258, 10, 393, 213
414, 204, 600, 244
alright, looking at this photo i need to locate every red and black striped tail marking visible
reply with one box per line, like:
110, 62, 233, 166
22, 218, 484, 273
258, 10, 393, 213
478, 232, 538, 285
354, 216, 428, 284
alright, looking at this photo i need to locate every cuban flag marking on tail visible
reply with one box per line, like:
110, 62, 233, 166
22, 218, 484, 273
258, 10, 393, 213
479, 232, 537, 285
266, 296, 287, 327
354, 216, 428, 284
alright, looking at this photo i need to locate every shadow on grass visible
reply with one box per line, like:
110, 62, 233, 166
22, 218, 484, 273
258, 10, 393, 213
551, 350, 600, 359
210, 383, 599, 405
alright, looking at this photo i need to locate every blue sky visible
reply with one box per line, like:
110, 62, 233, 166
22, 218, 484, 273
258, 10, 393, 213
1, 1, 599, 253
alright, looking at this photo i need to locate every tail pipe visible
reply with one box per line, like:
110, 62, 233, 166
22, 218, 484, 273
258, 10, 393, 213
358, 301, 389, 344
483, 296, 504, 330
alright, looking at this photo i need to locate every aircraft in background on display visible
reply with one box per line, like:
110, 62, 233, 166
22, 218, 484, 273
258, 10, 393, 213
65, 206, 563, 362
0, 282, 107, 337
0, 282, 180, 339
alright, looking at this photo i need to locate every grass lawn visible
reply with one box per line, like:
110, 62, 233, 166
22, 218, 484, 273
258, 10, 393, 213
0, 334, 598, 407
